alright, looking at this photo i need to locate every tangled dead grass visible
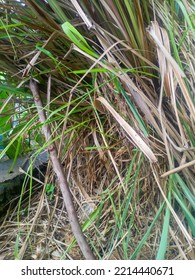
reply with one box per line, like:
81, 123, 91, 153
0, 118, 194, 259
0, 0, 194, 260
0, 183, 193, 260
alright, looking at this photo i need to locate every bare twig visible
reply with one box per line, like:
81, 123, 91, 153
161, 159, 195, 178
29, 79, 96, 260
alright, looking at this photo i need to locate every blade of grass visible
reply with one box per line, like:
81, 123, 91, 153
61, 22, 98, 58
116, 79, 148, 136
156, 190, 171, 259
174, 174, 195, 210
172, 191, 195, 236
130, 201, 165, 259
61, 204, 102, 258
47, 0, 68, 23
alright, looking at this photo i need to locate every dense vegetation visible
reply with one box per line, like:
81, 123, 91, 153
0, 0, 194, 259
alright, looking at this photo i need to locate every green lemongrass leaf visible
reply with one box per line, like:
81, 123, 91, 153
177, 1, 194, 30
182, 121, 195, 146
36, 45, 56, 61
120, 153, 142, 258
70, 68, 108, 74
123, 204, 136, 259
0, 115, 37, 160
117, 80, 148, 136
141, 0, 150, 23
62, 22, 88, 46
125, 150, 139, 185
108, 188, 120, 222
14, 234, 20, 259
124, 0, 141, 47
175, 174, 195, 210
130, 202, 165, 259
156, 191, 171, 259
116, 0, 138, 48
81, 206, 101, 232
164, 5, 182, 68
47, 0, 68, 23
0, 23, 24, 30
120, 153, 142, 229
0, 34, 16, 39
0, 85, 29, 95
61, 205, 101, 257
0, 32, 44, 39
35, 45, 64, 76
70, 67, 158, 77
173, 192, 195, 236
8, 136, 22, 168
61, 22, 98, 58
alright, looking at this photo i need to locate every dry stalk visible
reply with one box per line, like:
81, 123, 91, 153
29, 79, 96, 260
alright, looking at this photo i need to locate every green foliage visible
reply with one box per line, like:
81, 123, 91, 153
0, 0, 194, 260
61, 22, 98, 58
45, 183, 55, 200
156, 191, 171, 260
130, 202, 165, 260
0, 91, 12, 150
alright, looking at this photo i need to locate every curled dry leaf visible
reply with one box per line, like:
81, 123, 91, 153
95, 96, 157, 163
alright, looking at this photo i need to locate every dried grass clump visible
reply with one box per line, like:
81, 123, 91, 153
0, 0, 194, 259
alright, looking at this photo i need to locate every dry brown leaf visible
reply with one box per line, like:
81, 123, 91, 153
95, 96, 157, 163
147, 22, 185, 78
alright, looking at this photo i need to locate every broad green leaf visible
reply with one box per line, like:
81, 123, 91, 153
61, 22, 98, 58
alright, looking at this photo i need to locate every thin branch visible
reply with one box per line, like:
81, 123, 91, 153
161, 159, 195, 178
29, 79, 96, 260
